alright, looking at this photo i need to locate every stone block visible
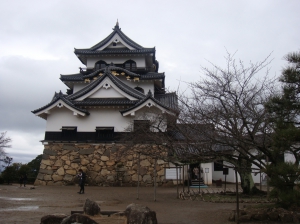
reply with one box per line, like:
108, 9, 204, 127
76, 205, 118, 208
42, 154, 49, 160
41, 160, 51, 166
125, 203, 157, 224
81, 159, 89, 165
103, 149, 110, 156
143, 174, 152, 183
88, 171, 98, 179
107, 166, 114, 171
106, 160, 115, 166
107, 175, 115, 181
71, 163, 79, 169
157, 169, 165, 176
40, 164, 47, 169
52, 175, 63, 182
128, 170, 136, 175
44, 175, 52, 181
127, 155, 133, 160
101, 156, 109, 161
79, 148, 94, 155
139, 167, 148, 175
57, 167, 65, 176
52, 145, 61, 151
54, 160, 63, 166
126, 161, 133, 167
63, 174, 74, 182
157, 159, 165, 165
43, 149, 57, 156
97, 148, 105, 155
66, 169, 77, 175
92, 159, 97, 164
61, 155, 69, 161
61, 150, 70, 156
65, 160, 70, 165
140, 160, 151, 167
132, 174, 142, 182
93, 164, 101, 172
72, 158, 81, 163
64, 165, 69, 169
37, 173, 44, 180
101, 169, 109, 175
39, 168, 53, 175
95, 176, 105, 183
62, 145, 77, 151
123, 175, 131, 183
83, 198, 101, 216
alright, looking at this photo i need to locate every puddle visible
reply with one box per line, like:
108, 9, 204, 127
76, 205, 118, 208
0, 197, 37, 201
0, 206, 39, 211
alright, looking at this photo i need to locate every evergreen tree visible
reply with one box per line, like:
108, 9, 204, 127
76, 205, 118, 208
266, 51, 300, 207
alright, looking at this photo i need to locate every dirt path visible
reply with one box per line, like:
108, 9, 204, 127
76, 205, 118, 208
0, 184, 237, 224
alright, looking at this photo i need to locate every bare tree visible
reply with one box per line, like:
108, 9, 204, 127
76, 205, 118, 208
0, 132, 11, 158
177, 52, 276, 193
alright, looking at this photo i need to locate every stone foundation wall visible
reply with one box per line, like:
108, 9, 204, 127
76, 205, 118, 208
34, 143, 170, 186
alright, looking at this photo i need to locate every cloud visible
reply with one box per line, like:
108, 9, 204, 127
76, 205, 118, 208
0, 0, 299, 163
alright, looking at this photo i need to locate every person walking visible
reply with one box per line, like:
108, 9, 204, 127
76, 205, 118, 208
19, 175, 24, 187
23, 173, 28, 187
77, 169, 86, 194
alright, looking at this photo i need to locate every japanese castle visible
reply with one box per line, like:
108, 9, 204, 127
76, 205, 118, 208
31, 22, 179, 186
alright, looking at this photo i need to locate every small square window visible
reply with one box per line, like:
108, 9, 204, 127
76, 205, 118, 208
96, 127, 114, 141
61, 127, 77, 140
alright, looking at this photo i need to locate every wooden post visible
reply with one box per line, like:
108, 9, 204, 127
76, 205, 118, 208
187, 165, 190, 193
198, 163, 201, 193
154, 158, 157, 202
183, 165, 185, 192
235, 168, 239, 224
137, 152, 140, 200
266, 156, 269, 199
176, 165, 179, 199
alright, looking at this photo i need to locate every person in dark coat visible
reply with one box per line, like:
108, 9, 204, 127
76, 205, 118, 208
19, 175, 24, 187
23, 174, 28, 187
77, 169, 86, 194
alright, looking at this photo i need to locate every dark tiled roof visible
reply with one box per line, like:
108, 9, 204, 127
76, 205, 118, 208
141, 72, 165, 80
72, 98, 137, 106
60, 68, 164, 82
91, 24, 144, 50
74, 48, 155, 55
155, 92, 178, 110
67, 68, 145, 101
120, 90, 175, 115
74, 23, 154, 55
32, 91, 90, 115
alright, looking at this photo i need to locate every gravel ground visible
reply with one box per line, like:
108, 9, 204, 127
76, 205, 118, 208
0, 184, 239, 224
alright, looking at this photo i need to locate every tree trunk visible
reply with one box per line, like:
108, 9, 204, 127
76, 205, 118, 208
238, 170, 255, 194
237, 156, 256, 194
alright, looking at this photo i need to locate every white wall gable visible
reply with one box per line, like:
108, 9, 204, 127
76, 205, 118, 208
97, 33, 135, 51
122, 99, 175, 117
35, 99, 87, 120
76, 77, 139, 101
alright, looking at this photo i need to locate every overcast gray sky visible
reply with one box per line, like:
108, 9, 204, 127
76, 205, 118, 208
0, 0, 299, 164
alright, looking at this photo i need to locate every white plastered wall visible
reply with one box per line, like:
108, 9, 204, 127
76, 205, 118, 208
46, 107, 132, 132
45, 102, 167, 132
87, 56, 145, 69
